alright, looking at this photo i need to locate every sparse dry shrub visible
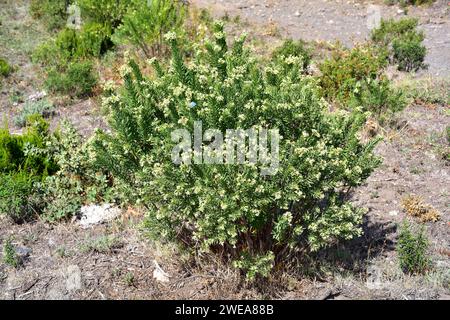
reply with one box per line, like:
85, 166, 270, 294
401, 195, 440, 222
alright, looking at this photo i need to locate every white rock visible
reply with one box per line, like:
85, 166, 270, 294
65, 265, 82, 292
389, 210, 399, 216
153, 260, 170, 283
78, 204, 121, 228
28, 91, 47, 102
294, 10, 300, 17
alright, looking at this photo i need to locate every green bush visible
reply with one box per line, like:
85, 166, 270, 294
0, 171, 42, 223
13, 99, 55, 128
272, 39, 312, 70
2, 238, 20, 268
371, 18, 427, 72
392, 36, 427, 72
77, 22, 113, 58
397, 221, 431, 274
319, 44, 387, 103
0, 58, 12, 77
77, 0, 132, 29
34, 24, 112, 66
0, 116, 56, 222
0, 116, 57, 176
348, 76, 406, 121
54, 28, 80, 59
30, 0, 70, 31
113, 0, 187, 57
41, 122, 114, 222
46, 60, 97, 97
92, 23, 381, 279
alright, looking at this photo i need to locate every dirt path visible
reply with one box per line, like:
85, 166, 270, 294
191, 0, 450, 77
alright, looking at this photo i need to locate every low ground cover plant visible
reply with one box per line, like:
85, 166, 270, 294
91, 23, 381, 280
2, 238, 20, 268
385, 0, 435, 7
14, 99, 55, 127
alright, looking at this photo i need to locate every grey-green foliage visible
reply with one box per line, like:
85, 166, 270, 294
91, 22, 381, 280
14, 99, 55, 127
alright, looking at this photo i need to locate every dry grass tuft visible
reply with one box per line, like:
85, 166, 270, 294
401, 195, 440, 222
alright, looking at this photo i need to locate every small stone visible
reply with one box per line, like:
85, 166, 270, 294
153, 260, 170, 283
78, 204, 121, 228
294, 10, 300, 17
28, 91, 47, 102
65, 265, 82, 292
389, 210, 399, 216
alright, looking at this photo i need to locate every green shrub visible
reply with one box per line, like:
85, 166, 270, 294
371, 18, 427, 72
77, 0, 132, 29
13, 99, 55, 127
46, 60, 97, 97
0, 171, 42, 223
272, 39, 312, 70
397, 221, 431, 275
318, 44, 404, 119
2, 238, 20, 268
348, 76, 406, 121
0, 116, 57, 176
92, 23, 381, 280
319, 44, 387, 103
41, 122, 114, 222
371, 18, 421, 46
30, 0, 70, 31
113, 0, 187, 57
54, 28, 80, 59
392, 36, 427, 72
0, 117, 59, 222
34, 24, 112, 66
0, 58, 12, 77
77, 22, 113, 58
